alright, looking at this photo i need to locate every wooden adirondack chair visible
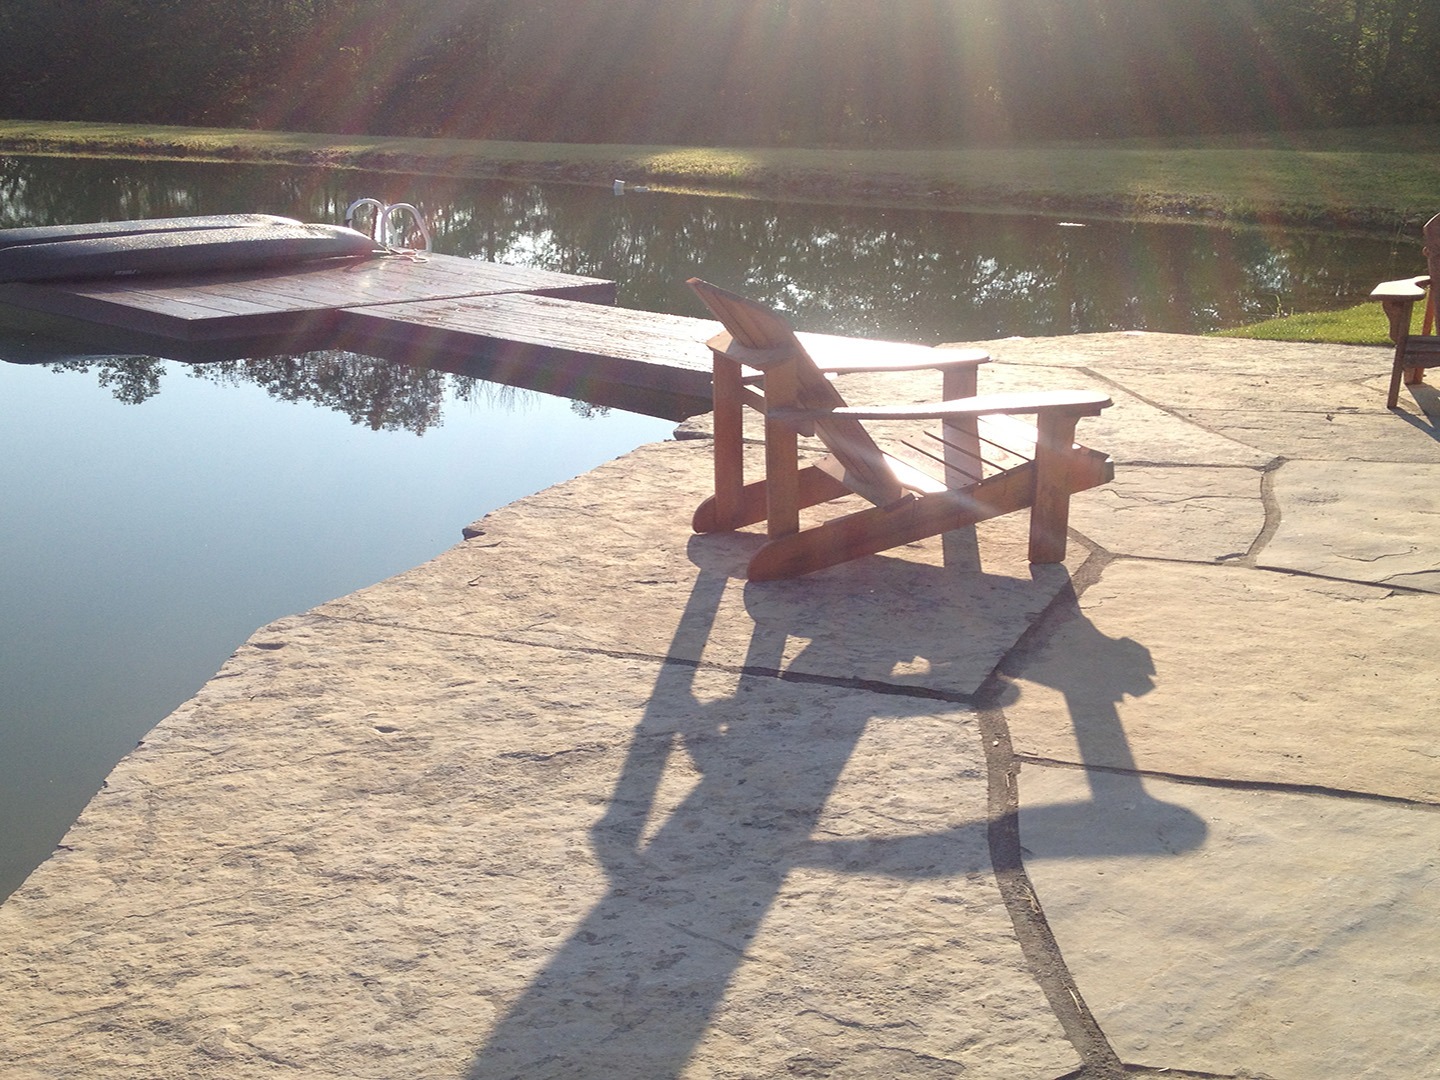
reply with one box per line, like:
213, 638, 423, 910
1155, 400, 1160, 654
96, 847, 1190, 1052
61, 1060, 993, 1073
686, 278, 1114, 581
1371, 211, 1440, 407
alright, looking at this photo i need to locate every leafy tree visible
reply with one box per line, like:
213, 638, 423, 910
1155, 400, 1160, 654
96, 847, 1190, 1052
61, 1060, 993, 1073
3, 1, 1437, 145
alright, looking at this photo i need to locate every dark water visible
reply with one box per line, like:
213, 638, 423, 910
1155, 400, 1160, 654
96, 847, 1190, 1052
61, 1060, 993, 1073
1, 154, 1419, 339
0, 154, 1419, 900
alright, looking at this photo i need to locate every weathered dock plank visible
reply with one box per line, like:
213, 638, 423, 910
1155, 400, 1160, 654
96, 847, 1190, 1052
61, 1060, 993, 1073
340, 293, 973, 405
0, 252, 615, 342
340, 292, 722, 401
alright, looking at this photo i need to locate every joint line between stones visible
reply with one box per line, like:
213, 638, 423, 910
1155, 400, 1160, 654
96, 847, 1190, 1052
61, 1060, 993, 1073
1017, 754, 1440, 811
309, 611, 984, 705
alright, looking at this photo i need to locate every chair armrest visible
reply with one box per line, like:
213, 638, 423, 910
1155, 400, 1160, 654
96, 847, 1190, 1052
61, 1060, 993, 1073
771, 389, 1112, 425
706, 330, 988, 376
797, 332, 989, 375
1371, 276, 1430, 302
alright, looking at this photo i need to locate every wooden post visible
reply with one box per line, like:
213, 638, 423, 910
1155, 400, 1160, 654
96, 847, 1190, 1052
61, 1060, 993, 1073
710, 351, 745, 528
940, 361, 981, 486
762, 361, 801, 539
941, 361, 978, 403
1380, 297, 1414, 345
1381, 298, 1416, 408
1028, 411, 1081, 563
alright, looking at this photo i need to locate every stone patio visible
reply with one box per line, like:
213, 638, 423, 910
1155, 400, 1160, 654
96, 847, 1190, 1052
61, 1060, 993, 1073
1, 332, 1436, 1079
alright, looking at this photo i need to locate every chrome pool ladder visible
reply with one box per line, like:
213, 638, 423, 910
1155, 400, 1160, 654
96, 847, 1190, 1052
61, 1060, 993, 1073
344, 197, 432, 253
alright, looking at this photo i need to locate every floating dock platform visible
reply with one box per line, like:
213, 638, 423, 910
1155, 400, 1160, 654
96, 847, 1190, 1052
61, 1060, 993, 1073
0, 252, 725, 418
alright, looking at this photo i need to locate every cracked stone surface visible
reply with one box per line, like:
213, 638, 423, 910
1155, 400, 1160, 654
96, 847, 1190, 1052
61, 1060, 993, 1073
1003, 559, 1440, 803
315, 440, 1086, 701
1067, 465, 1265, 562
966, 359, 1276, 469
0, 572, 1075, 1080
1260, 459, 1440, 590
1020, 766, 1440, 1079
1186, 408, 1440, 462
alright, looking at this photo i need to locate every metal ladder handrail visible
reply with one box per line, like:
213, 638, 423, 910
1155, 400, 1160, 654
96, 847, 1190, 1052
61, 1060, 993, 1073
343, 197, 432, 254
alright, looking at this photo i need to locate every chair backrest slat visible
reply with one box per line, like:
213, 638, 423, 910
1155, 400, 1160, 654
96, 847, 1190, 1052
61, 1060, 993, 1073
687, 278, 905, 506
1423, 212, 1440, 336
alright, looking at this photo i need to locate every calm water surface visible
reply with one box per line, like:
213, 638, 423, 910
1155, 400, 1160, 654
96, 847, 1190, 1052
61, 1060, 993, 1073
0, 154, 1419, 899
0, 354, 672, 899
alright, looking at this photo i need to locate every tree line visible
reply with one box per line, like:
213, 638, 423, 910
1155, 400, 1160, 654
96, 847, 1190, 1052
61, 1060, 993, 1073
3, 1, 1437, 146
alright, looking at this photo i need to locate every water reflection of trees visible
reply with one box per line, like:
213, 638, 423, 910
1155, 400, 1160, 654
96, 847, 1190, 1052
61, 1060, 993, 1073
203, 353, 453, 433
45, 355, 169, 406
4, 154, 1410, 342
43, 352, 576, 436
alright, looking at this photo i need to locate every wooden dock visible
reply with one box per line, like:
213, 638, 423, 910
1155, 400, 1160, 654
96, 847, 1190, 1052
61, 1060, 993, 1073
0, 252, 726, 418
339, 292, 722, 409
0, 252, 615, 340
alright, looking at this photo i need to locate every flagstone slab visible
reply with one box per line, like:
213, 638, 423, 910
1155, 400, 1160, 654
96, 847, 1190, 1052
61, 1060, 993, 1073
970, 361, 1275, 468
1260, 459, 1440, 591
989, 333, 1386, 413
846, 354, 1273, 469
0, 615, 1074, 1080
317, 441, 1086, 699
1072, 367, 1383, 416
1003, 559, 1440, 804
982, 331, 1387, 382
1185, 407, 1440, 462
13, 328, 1440, 1080
1020, 766, 1440, 1079
1067, 466, 1266, 562
982, 334, 1401, 449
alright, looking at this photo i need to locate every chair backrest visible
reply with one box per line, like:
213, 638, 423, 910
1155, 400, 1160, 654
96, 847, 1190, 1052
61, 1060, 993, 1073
686, 278, 905, 505
1423, 213, 1440, 335
1424, 212, 1440, 281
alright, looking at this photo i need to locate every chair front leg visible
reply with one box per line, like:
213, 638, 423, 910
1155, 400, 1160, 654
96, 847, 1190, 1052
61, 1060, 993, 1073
762, 363, 802, 539
1382, 298, 1415, 408
1028, 411, 1082, 563
710, 351, 746, 528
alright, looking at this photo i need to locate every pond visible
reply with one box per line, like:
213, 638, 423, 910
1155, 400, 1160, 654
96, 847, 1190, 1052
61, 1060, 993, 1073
0, 154, 1417, 900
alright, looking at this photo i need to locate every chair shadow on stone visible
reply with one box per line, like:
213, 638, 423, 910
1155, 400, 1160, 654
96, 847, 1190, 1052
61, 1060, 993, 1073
466, 538, 1201, 1078
995, 589, 1209, 863
1393, 380, 1440, 433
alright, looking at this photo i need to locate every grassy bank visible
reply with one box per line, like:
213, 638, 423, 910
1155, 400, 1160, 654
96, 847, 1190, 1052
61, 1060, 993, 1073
1211, 300, 1424, 346
3, 119, 1439, 233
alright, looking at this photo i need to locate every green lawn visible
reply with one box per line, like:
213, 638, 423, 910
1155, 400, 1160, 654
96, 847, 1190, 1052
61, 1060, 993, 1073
2, 119, 1438, 233
1211, 295, 1428, 346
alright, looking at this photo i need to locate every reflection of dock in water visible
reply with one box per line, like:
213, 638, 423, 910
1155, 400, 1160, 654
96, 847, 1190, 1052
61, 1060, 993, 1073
0, 253, 723, 419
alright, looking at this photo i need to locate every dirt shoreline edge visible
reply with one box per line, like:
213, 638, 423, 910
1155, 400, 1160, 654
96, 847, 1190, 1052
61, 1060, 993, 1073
0, 134, 1413, 235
